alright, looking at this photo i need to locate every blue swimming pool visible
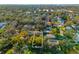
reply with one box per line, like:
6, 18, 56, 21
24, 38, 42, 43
0, 22, 6, 29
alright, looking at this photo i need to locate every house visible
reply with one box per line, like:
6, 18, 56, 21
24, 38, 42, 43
45, 34, 56, 39
66, 26, 72, 31
47, 39, 59, 48
23, 25, 35, 30
45, 34, 59, 47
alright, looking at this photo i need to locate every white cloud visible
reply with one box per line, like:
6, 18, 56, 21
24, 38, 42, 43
0, 0, 79, 4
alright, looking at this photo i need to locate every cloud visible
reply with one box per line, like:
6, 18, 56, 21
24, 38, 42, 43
0, 0, 78, 4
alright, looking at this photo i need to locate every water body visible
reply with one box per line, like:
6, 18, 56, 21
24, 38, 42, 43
75, 31, 79, 43
0, 22, 6, 29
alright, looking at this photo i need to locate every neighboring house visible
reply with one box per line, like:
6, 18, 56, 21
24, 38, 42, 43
66, 26, 72, 31
23, 25, 35, 30
45, 34, 56, 39
45, 34, 59, 47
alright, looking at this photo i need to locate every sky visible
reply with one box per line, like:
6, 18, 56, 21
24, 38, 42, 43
0, 0, 79, 4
